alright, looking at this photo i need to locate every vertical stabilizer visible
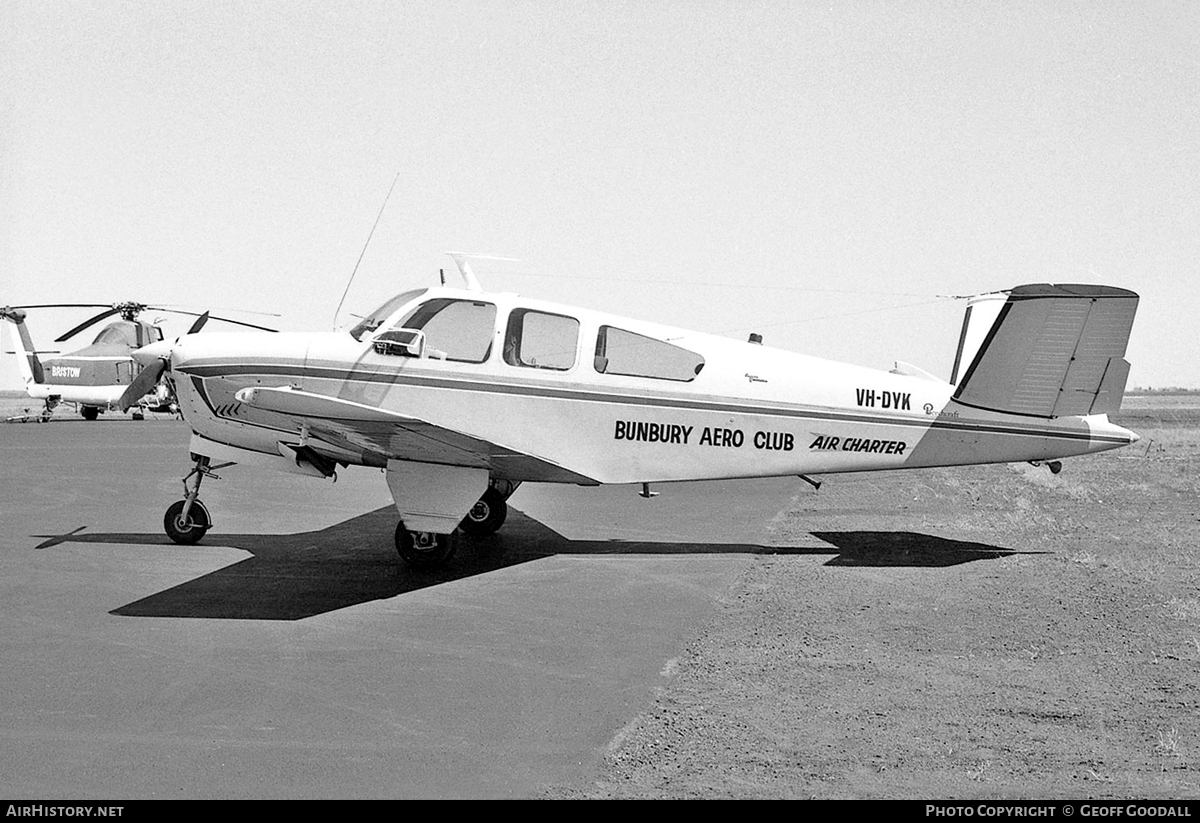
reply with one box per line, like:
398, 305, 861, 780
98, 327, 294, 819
1, 308, 44, 385
950, 290, 1009, 386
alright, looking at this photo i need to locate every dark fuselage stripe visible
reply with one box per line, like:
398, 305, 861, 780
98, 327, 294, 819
179, 362, 1131, 445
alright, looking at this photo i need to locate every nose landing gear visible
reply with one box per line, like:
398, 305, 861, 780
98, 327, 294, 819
163, 455, 227, 545
164, 498, 211, 544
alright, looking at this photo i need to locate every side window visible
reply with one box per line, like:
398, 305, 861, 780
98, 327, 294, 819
393, 298, 496, 363
503, 309, 579, 371
594, 326, 705, 382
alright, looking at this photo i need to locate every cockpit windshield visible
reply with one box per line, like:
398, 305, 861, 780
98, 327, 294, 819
349, 289, 428, 340
93, 323, 140, 346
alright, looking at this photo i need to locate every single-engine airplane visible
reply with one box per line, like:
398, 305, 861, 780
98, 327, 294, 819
131, 255, 1139, 567
1, 302, 276, 421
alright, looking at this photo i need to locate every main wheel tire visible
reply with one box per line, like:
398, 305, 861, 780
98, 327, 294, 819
81, 406, 99, 421
394, 523, 456, 568
164, 499, 211, 545
458, 487, 508, 537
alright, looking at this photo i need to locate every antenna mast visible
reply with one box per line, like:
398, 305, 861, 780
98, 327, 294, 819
333, 172, 401, 329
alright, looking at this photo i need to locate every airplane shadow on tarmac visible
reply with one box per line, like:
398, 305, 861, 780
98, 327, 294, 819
31, 507, 1026, 621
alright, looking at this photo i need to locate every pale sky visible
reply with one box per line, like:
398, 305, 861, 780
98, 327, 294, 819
3, 1, 1198, 390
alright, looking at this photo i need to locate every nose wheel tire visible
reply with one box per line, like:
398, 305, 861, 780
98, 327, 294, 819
164, 499, 211, 545
395, 523, 456, 568
457, 487, 508, 537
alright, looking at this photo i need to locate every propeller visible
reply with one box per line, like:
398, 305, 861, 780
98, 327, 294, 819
117, 356, 168, 412
186, 312, 210, 334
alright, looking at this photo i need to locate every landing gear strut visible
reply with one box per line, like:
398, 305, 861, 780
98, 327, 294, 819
164, 455, 221, 545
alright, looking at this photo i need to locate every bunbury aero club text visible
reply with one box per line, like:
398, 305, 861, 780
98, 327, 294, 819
613, 420, 796, 451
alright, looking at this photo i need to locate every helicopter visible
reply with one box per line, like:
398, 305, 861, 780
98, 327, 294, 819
1, 301, 276, 421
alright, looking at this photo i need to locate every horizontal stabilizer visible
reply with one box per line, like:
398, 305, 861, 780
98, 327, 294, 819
952, 284, 1138, 418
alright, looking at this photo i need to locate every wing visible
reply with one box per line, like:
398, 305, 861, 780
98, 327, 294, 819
235, 385, 599, 484
952, 284, 1139, 418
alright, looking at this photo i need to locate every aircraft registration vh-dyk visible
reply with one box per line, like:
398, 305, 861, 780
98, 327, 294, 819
0, 302, 277, 421
127, 254, 1140, 568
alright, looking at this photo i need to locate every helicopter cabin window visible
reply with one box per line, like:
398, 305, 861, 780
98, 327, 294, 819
594, 325, 705, 382
503, 309, 579, 371
389, 298, 497, 363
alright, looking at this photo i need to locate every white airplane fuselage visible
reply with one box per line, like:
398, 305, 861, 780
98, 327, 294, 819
157, 287, 1137, 487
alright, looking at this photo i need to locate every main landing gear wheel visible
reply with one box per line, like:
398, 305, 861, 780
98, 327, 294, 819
458, 486, 508, 537
394, 523, 457, 568
81, 406, 99, 421
164, 499, 211, 545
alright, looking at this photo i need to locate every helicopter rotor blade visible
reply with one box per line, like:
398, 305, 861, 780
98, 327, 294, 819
143, 306, 277, 332
16, 301, 277, 341
54, 308, 122, 342
7, 304, 114, 310
150, 303, 281, 318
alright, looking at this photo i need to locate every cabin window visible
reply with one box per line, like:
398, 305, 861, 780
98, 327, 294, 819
594, 325, 705, 382
391, 298, 497, 363
503, 309, 579, 371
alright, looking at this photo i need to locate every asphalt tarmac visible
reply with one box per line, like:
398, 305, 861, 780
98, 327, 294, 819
0, 418, 803, 799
